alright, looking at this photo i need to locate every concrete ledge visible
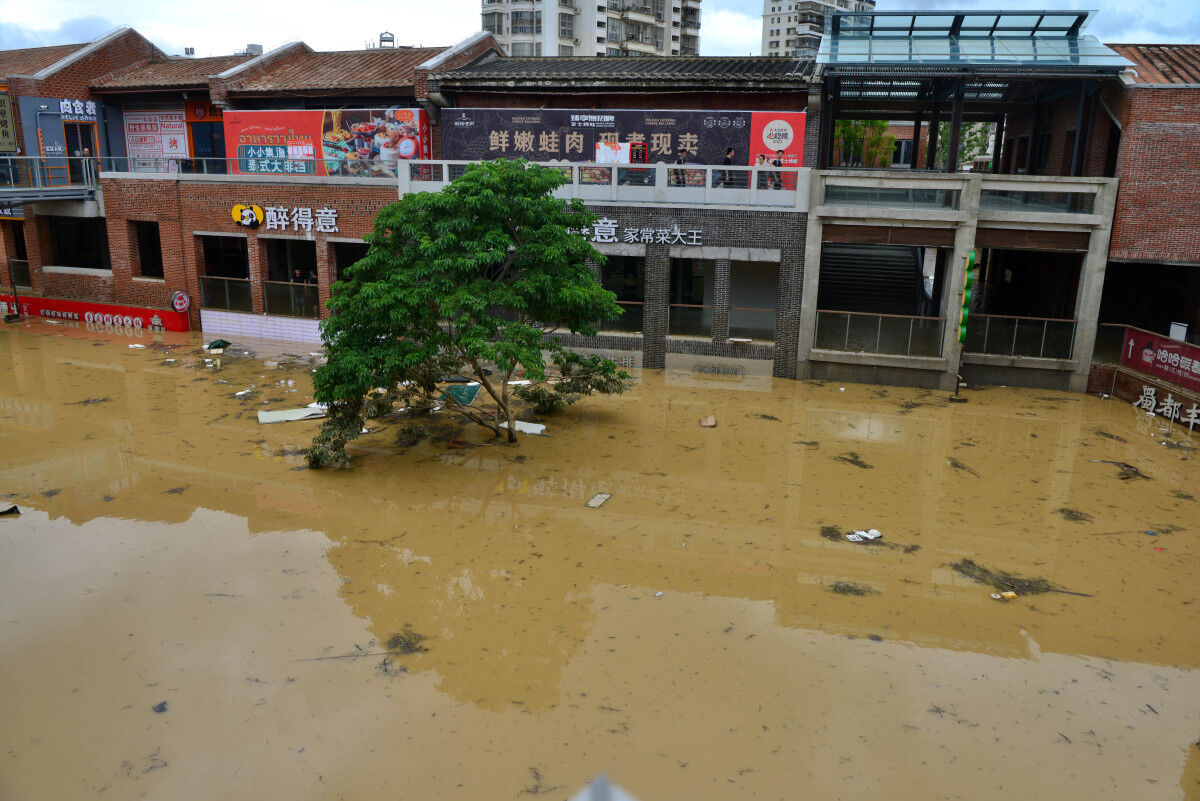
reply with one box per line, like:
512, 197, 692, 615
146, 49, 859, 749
977, 211, 1103, 227
101, 171, 395, 188
962, 353, 1077, 371
809, 348, 950, 372
815, 205, 968, 224
42, 265, 112, 276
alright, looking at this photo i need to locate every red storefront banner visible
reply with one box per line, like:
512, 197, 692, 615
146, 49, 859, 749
1120, 327, 1200, 394
0, 294, 191, 332
748, 111, 806, 168
223, 107, 430, 178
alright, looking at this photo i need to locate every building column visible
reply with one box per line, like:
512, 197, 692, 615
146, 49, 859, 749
936, 174, 981, 391
1068, 179, 1119, 392
991, 115, 1005, 173
910, 110, 923, 170
945, 81, 965, 173
23, 216, 47, 296
316, 234, 334, 320
247, 233, 266, 314
710, 257, 730, 345
641, 242, 669, 370
795, 171, 825, 377
925, 106, 941, 170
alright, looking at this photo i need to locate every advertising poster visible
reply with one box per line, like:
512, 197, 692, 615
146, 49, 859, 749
1122, 327, 1200, 395
440, 108, 806, 167
0, 93, 16, 153
223, 108, 430, 177
123, 109, 188, 168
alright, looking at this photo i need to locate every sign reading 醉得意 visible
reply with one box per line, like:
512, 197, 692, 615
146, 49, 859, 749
231, 204, 339, 233
1121, 327, 1200, 395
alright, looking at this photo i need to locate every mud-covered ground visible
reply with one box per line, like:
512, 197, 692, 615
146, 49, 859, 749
1, 321, 1199, 800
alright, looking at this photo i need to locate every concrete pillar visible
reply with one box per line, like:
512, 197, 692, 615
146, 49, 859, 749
247, 233, 266, 314
1068, 179, 1119, 392
774, 247, 803, 380
935, 174, 981, 391
641, 242, 669, 369
711, 257, 730, 344
795, 171, 825, 377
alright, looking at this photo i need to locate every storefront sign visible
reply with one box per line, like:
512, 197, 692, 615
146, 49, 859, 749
171, 291, 191, 312
262, 206, 339, 233
223, 107, 430, 177
1131, 384, 1200, 429
184, 101, 223, 123
123, 109, 188, 164
0, 294, 191, 331
0, 206, 23, 220
232, 204, 264, 227
583, 218, 703, 246
1121, 327, 1200, 394
441, 108, 807, 168
0, 93, 16, 153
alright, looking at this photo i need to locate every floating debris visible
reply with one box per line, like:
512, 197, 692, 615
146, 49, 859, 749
1093, 429, 1128, 443
946, 457, 979, 477
819, 525, 843, 541
950, 558, 1090, 597
1088, 459, 1149, 480
151, 701, 168, 714
70, 397, 111, 405
385, 625, 429, 654
1057, 507, 1094, 523
586, 493, 611, 509
699, 415, 717, 428
829, 582, 875, 596
833, 452, 873, 469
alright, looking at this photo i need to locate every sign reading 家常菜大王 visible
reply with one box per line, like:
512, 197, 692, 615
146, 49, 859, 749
232, 204, 339, 233
1121, 327, 1200, 395
441, 108, 807, 168
576, 218, 703, 246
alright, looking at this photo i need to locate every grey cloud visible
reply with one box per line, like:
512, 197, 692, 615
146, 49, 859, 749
0, 16, 116, 51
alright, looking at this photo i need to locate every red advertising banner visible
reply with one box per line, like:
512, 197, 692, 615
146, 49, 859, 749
0, 294, 191, 332
1121, 327, 1200, 395
748, 111, 806, 168
223, 107, 430, 178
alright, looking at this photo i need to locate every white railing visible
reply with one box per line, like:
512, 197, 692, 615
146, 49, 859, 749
403, 161, 810, 210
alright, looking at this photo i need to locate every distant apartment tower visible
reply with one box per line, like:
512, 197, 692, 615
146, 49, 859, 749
762, 0, 872, 58
482, 0, 698, 57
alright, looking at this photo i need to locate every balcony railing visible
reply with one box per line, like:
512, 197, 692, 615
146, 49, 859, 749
1, 155, 100, 188
405, 161, 808, 209
602, 300, 644, 333
824, 184, 960, 210
979, 189, 1095, 215
963, 314, 1076, 360
814, 310, 946, 357
200, 276, 253, 313
264, 280, 320, 318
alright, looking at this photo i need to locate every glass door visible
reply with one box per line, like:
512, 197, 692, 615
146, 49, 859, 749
63, 122, 97, 184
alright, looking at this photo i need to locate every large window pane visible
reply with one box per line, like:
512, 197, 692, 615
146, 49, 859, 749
668, 257, 713, 337
600, 255, 644, 333
47, 216, 110, 270
729, 260, 778, 341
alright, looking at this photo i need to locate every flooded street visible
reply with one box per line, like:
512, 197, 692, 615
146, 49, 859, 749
2, 321, 1199, 800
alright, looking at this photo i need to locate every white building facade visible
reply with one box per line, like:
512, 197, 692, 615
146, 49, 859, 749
761, 0, 872, 58
483, 0, 699, 57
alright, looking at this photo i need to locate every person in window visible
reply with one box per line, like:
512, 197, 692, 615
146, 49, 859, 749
291, 268, 307, 316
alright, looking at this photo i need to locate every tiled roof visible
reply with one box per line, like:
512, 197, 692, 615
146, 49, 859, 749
0, 43, 86, 79
231, 47, 447, 92
1108, 44, 1200, 85
435, 56, 813, 86
92, 55, 254, 89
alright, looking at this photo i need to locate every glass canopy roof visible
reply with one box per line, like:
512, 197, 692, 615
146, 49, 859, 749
817, 11, 1133, 73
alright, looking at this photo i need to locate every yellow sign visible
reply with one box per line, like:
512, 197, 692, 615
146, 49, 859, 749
232, 204, 263, 227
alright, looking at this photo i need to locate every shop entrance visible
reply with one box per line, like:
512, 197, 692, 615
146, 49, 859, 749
188, 122, 226, 173
63, 122, 97, 184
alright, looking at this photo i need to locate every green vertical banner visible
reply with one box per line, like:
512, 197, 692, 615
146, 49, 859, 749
958, 250, 976, 343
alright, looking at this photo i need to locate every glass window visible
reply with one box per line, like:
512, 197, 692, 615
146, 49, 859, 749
47, 216, 110, 270
132, 221, 164, 278
668, 257, 713, 337
600, 255, 644, 333
333, 241, 369, 282
729, 260, 778, 341
199, 235, 248, 278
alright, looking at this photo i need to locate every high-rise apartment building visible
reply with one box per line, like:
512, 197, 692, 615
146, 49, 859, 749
761, 0, 872, 58
483, 0, 699, 57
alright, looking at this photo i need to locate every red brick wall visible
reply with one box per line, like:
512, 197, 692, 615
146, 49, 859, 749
1108, 87, 1200, 265
7, 29, 162, 155
100, 176, 398, 323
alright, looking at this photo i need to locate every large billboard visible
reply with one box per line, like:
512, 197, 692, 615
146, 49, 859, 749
123, 108, 188, 169
223, 108, 430, 178
1122, 327, 1200, 396
0, 93, 16, 153
440, 108, 806, 167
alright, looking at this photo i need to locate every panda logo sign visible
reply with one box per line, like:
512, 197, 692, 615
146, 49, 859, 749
761, 119, 795, 152
232, 204, 264, 228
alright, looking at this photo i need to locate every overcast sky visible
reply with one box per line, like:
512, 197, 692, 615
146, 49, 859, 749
0, 0, 1196, 59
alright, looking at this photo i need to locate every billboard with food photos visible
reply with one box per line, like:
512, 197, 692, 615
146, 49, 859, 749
223, 108, 430, 177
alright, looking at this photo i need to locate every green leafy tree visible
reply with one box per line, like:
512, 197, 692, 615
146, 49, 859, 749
306, 160, 630, 468
834, 119, 896, 168
935, 121, 995, 171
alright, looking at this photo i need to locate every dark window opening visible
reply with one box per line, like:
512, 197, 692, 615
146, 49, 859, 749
264, 238, 318, 318
891, 139, 914, 167
1103, 121, 1121, 178
668, 257, 713, 337
132, 221, 163, 278
187, 122, 227, 174
63, 122, 97, 184
333, 241, 369, 282
47, 216, 110, 270
200, 235, 248, 278
600, 255, 644, 333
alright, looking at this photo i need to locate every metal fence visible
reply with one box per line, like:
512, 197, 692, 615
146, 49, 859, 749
814, 310, 946, 357
963, 314, 1075, 359
1, 155, 101, 188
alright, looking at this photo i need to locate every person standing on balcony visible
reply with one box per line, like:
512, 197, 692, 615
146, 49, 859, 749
770, 149, 784, 190
717, 147, 734, 188
754, 154, 768, 189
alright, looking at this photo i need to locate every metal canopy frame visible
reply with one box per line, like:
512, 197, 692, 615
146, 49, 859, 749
827, 10, 1094, 39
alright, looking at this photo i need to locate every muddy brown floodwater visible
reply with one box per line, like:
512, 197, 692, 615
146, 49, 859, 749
2, 321, 1200, 801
